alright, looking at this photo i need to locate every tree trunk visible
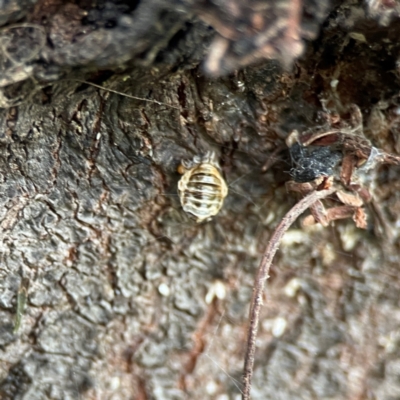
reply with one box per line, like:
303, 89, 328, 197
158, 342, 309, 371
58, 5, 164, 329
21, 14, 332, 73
1, 1, 400, 399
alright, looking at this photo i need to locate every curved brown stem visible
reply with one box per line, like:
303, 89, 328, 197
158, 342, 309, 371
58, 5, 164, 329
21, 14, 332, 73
242, 186, 337, 400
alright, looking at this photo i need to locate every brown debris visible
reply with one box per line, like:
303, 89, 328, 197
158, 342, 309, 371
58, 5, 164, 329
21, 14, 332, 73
336, 190, 363, 208
353, 207, 368, 229
201, 0, 330, 75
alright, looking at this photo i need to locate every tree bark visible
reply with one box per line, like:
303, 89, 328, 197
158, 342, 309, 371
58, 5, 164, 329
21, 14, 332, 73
1, 1, 400, 399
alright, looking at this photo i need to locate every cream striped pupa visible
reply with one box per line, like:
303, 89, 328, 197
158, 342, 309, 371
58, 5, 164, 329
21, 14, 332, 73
177, 152, 228, 223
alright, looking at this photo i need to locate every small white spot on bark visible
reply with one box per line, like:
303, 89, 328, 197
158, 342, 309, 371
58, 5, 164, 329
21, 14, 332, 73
158, 283, 170, 297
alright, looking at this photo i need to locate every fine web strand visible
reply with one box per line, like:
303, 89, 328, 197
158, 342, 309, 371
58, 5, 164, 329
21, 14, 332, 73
66, 79, 180, 110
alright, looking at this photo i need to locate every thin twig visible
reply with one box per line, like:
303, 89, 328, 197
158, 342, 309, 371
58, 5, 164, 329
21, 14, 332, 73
242, 185, 337, 400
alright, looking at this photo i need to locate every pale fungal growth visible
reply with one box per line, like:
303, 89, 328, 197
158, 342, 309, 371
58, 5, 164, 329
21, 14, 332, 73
205, 280, 227, 304
262, 317, 288, 337
177, 152, 228, 223
283, 277, 303, 298
157, 283, 171, 297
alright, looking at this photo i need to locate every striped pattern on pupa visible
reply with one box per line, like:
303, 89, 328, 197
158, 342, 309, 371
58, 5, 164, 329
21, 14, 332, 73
178, 152, 228, 223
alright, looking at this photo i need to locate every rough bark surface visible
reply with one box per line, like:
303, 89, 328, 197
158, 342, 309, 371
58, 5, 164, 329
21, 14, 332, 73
1, 1, 400, 399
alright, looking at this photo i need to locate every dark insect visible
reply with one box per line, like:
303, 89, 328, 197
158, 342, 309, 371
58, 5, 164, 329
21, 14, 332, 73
289, 141, 341, 183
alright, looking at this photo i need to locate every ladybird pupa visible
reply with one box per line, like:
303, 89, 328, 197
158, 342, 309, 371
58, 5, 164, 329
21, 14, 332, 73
177, 152, 228, 223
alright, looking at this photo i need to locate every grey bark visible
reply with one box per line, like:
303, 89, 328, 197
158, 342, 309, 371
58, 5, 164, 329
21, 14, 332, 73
1, 1, 400, 399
